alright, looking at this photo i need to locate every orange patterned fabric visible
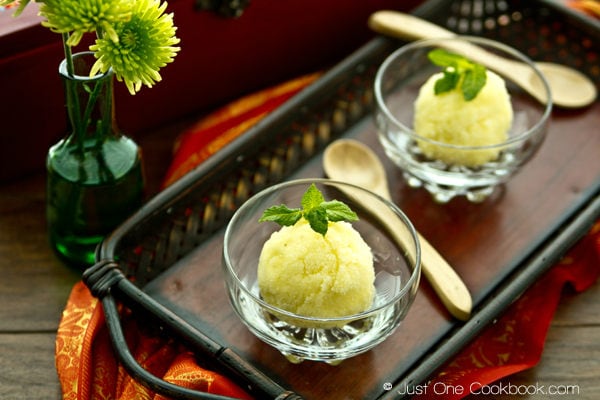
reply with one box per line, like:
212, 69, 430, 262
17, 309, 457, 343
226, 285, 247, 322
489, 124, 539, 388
55, 72, 600, 399
56, 282, 253, 400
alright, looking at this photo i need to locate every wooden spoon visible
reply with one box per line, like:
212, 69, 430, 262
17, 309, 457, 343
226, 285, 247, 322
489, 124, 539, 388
323, 139, 472, 321
368, 10, 597, 109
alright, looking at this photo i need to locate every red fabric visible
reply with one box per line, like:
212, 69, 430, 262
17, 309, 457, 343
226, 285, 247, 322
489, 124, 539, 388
56, 73, 600, 400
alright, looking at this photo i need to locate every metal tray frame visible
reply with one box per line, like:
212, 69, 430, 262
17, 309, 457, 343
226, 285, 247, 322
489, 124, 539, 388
83, 0, 600, 398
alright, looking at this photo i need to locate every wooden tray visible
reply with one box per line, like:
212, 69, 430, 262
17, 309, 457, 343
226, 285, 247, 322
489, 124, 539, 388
86, 0, 600, 399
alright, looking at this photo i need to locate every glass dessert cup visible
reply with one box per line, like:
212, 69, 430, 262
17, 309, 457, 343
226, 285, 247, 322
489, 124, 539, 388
374, 36, 552, 203
222, 179, 421, 364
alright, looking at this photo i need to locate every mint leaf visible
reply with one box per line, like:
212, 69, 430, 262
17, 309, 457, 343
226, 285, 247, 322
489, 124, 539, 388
258, 205, 302, 226
461, 64, 487, 101
428, 48, 461, 68
305, 207, 329, 236
434, 70, 460, 95
259, 183, 358, 236
301, 183, 324, 211
427, 49, 487, 101
322, 200, 358, 222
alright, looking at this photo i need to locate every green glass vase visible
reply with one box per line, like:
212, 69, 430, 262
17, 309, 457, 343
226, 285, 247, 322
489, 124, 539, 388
46, 52, 144, 268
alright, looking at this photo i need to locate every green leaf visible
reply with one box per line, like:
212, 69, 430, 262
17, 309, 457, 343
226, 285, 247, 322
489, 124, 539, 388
434, 70, 459, 95
322, 200, 358, 222
259, 183, 359, 236
427, 49, 488, 101
258, 205, 302, 226
305, 207, 329, 236
461, 64, 487, 101
428, 48, 461, 68
301, 183, 324, 211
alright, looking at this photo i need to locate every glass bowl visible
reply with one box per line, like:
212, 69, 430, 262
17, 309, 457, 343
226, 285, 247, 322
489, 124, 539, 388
222, 178, 421, 364
374, 36, 552, 203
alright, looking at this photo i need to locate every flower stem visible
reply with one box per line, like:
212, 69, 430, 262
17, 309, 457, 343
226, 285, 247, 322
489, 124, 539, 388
61, 33, 75, 77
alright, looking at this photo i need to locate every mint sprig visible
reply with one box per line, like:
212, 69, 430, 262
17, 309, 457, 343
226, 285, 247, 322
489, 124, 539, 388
428, 49, 487, 101
259, 183, 358, 236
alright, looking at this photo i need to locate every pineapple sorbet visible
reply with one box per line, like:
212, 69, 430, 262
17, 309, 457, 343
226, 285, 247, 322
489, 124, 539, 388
414, 70, 513, 167
257, 219, 375, 319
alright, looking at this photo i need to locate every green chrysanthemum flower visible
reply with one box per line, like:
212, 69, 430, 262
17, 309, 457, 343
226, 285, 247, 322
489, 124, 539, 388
39, 0, 133, 46
90, 0, 180, 95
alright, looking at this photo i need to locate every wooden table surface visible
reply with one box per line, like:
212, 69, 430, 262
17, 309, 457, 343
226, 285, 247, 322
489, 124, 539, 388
1, 121, 600, 400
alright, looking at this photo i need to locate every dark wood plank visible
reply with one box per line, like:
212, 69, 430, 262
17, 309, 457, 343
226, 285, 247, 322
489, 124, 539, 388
0, 175, 80, 331
0, 333, 62, 400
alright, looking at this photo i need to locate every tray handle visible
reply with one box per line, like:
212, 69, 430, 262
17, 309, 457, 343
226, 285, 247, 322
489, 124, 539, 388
83, 260, 303, 400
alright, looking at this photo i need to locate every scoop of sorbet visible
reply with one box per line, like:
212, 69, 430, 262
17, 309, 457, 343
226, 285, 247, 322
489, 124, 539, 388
257, 219, 375, 320
414, 69, 513, 167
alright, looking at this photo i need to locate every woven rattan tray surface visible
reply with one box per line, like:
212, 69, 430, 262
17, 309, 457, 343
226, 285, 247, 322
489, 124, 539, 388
90, 1, 600, 399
